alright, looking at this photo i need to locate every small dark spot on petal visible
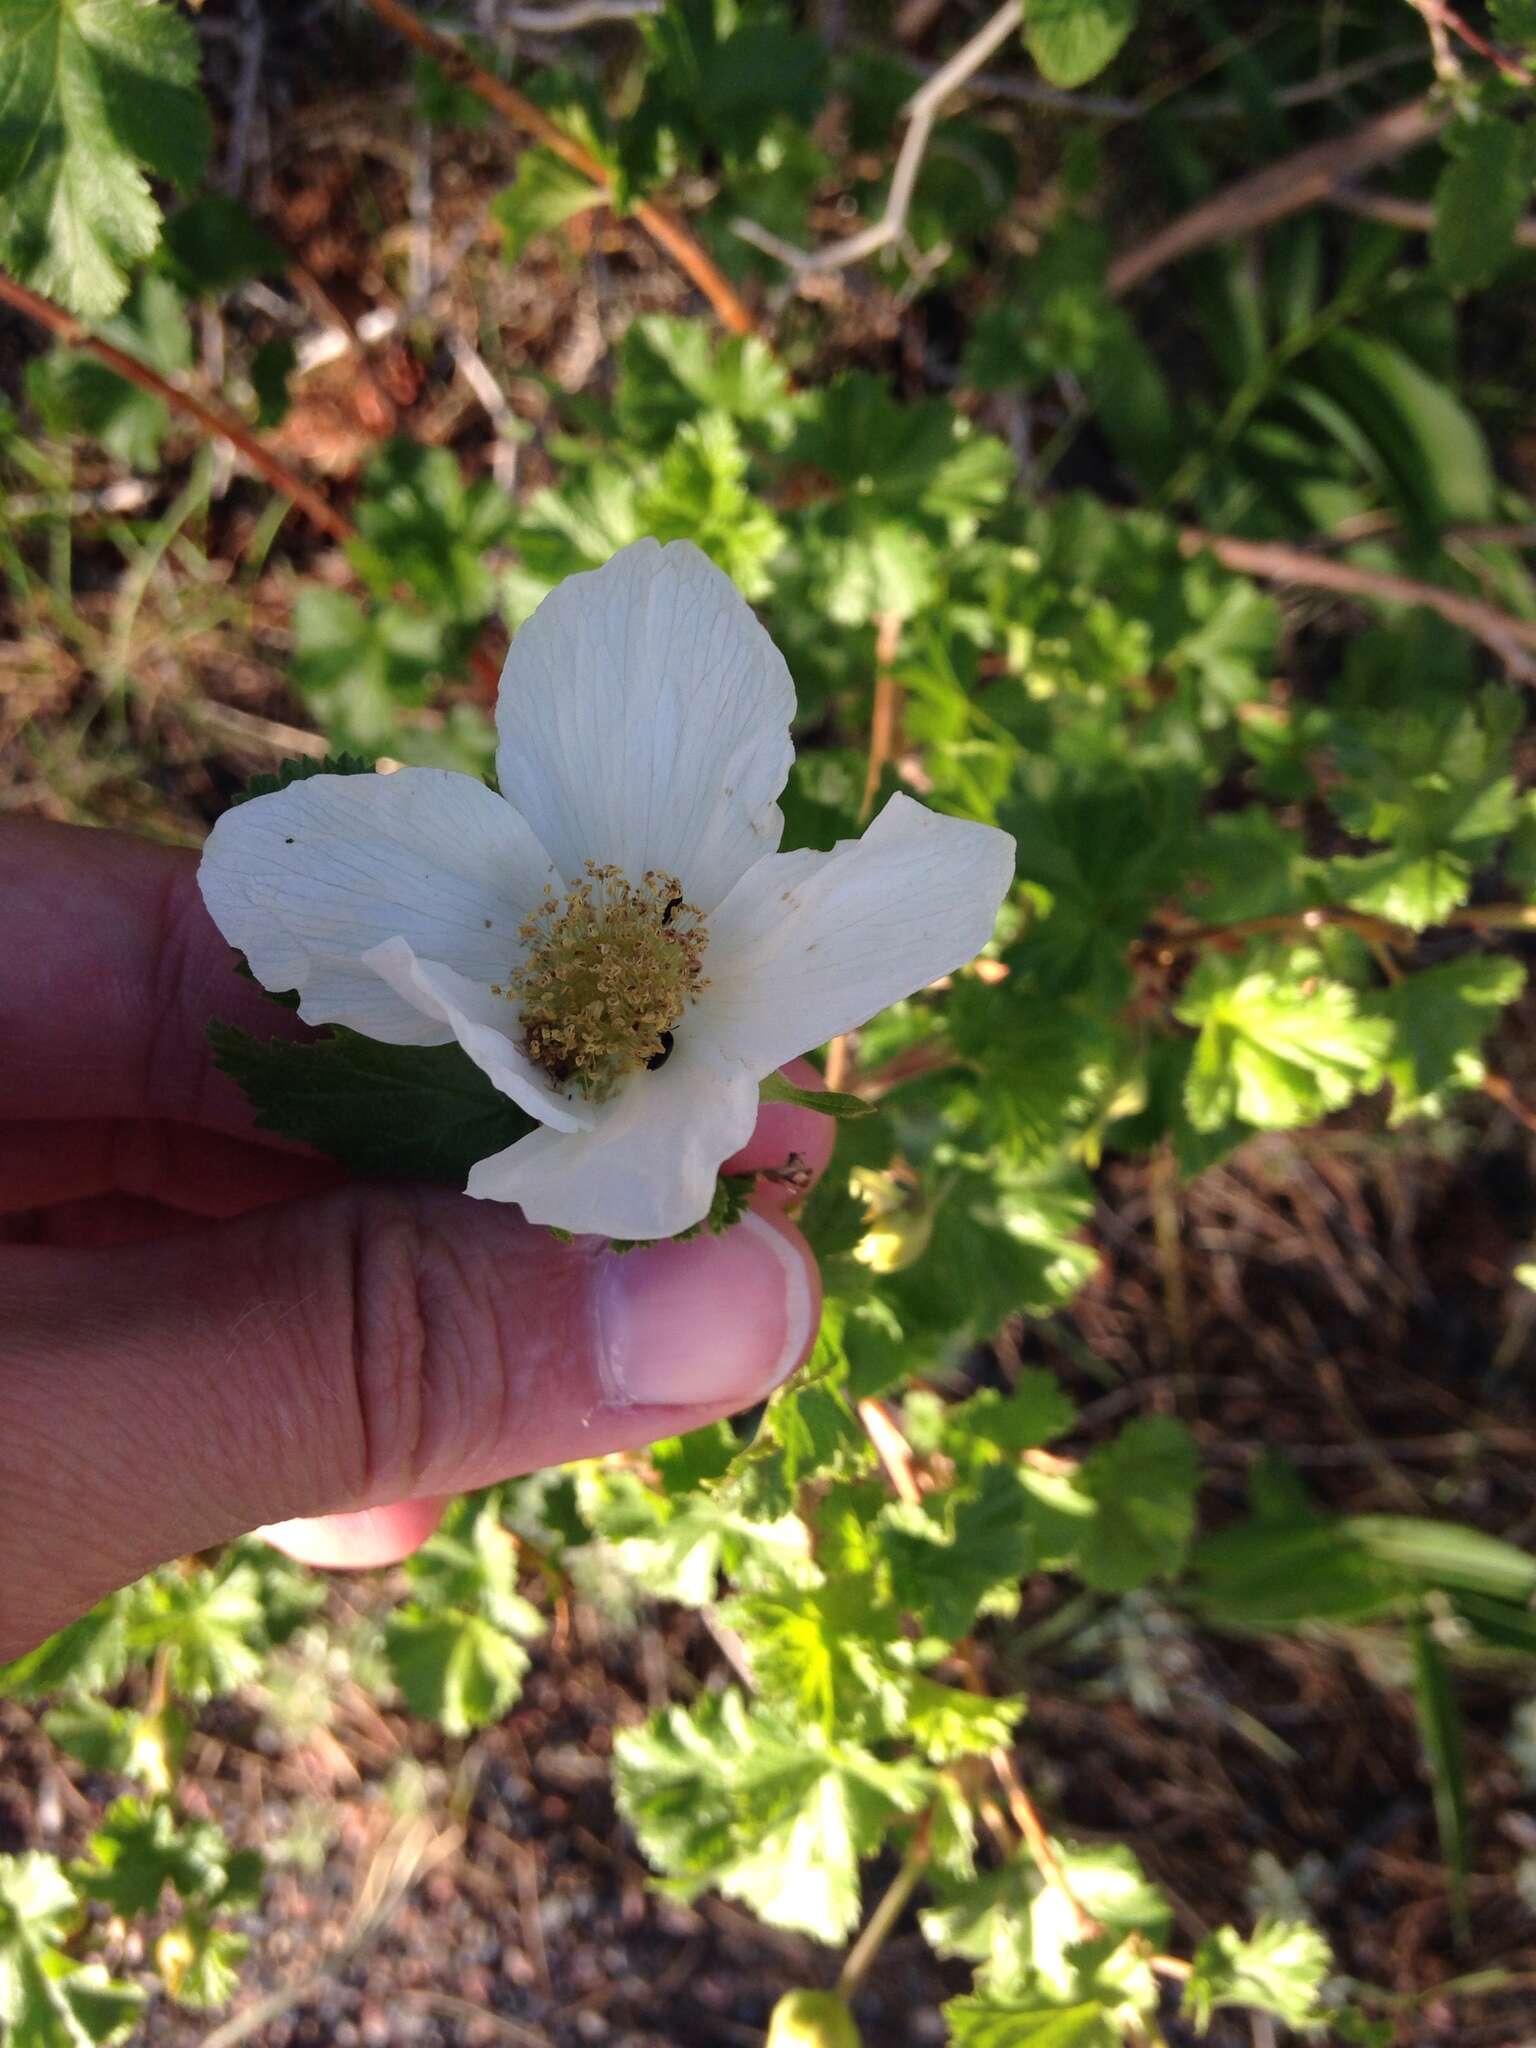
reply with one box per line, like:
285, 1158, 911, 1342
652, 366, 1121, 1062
285, 837, 295, 844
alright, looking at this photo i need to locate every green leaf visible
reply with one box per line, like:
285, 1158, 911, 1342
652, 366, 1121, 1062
1074, 1416, 1199, 1594
232, 752, 374, 804
1183, 1918, 1332, 2031
74, 1799, 255, 1918
726, 1574, 903, 1738
126, 1562, 268, 1702
0, 1599, 130, 1700
250, 336, 296, 429
580, 1464, 810, 1605
156, 1916, 247, 2011
636, 411, 787, 598
289, 588, 446, 749
25, 270, 190, 468
615, 315, 794, 450
1348, 1516, 1536, 1602
902, 1676, 1025, 1765
0, 0, 211, 319
759, 1072, 874, 1120
1409, 1615, 1469, 1941
401, 1494, 547, 1632
1433, 119, 1535, 292
492, 148, 603, 260
880, 1463, 1037, 1638
766, 1989, 862, 2048
384, 1608, 531, 1735
1372, 955, 1525, 1124
1178, 954, 1390, 1133
1191, 1511, 1536, 1628
614, 1691, 930, 1941
1305, 329, 1497, 527
208, 1021, 538, 1186
1328, 849, 1470, 932
0, 1854, 144, 2047
1024, 0, 1138, 88
350, 439, 517, 620
944, 1994, 1119, 2046
159, 194, 286, 295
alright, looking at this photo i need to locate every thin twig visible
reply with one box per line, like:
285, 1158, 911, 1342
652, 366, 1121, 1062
1107, 97, 1444, 297
733, 0, 1024, 278
990, 1749, 1104, 1941
1329, 184, 1536, 251
362, 0, 756, 335
962, 42, 1427, 122
505, 0, 659, 25
0, 268, 354, 546
860, 612, 906, 822
1408, 0, 1534, 84
1179, 526, 1536, 682
858, 1398, 923, 1505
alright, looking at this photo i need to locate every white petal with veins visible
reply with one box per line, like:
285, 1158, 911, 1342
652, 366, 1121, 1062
699, 793, 1016, 1076
466, 1047, 759, 1240
494, 539, 795, 910
199, 768, 556, 1041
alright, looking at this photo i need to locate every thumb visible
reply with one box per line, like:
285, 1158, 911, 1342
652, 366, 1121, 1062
0, 1183, 819, 1659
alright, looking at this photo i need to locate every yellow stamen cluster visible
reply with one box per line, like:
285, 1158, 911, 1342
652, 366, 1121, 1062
503, 863, 708, 1100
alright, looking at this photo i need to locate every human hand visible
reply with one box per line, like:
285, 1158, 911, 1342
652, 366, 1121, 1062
0, 819, 831, 1661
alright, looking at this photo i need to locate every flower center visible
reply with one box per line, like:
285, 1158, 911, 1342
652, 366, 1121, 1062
503, 863, 708, 1100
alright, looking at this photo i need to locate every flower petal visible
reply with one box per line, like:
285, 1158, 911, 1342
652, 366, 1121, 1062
198, 768, 557, 1040
698, 792, 1016, 1073
495, 539, 795, 910
466, 1049, 759, 1239
361, 939, 590, 1133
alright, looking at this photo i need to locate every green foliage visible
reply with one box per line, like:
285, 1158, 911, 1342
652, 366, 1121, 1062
492, 149, 602, 259
26, 271, 190, 469
1023, 0, 1138, 89
0, 0, 210, 318
1182, 1918, 1331, 2032
1178, 954, 1392, 1134
613, 1690, 930, 1940
0, 1854, 143, 2046
207, 1020, 539, 1186
1433, 119, 1536, 292
384, 1495, 545, 1734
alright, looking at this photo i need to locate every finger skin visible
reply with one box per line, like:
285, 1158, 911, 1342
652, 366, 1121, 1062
0, 820, 315, 1137
0, 1119, 346, 1219
0, 1185, 820, 1659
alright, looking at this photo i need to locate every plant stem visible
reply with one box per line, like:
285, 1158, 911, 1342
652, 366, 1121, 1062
361, 0, 757, 337
837, 1810, 933, 2001
990, 1748, 1104, 1940
1179, 527, 1536, 683
0, 268, 354, 546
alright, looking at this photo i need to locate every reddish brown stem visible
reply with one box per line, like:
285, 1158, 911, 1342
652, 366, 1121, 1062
362, 0, 757, 338
1108, 98, 1444, 298
0, 267, 355, 546
1179, 527, 1536, 682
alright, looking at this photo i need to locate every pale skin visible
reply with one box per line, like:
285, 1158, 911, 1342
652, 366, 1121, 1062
0, 821, 833, 1662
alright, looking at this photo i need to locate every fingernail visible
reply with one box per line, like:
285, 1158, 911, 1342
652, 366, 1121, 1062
596, 1209, 818, 1410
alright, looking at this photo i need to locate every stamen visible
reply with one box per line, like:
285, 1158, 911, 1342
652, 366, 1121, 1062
507, 863, 708, 1099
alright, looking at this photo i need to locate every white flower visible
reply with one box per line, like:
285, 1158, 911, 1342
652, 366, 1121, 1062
199, 540, 1015, 1239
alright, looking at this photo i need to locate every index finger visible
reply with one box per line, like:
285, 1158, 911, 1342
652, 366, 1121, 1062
0, 819, 313, 1138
